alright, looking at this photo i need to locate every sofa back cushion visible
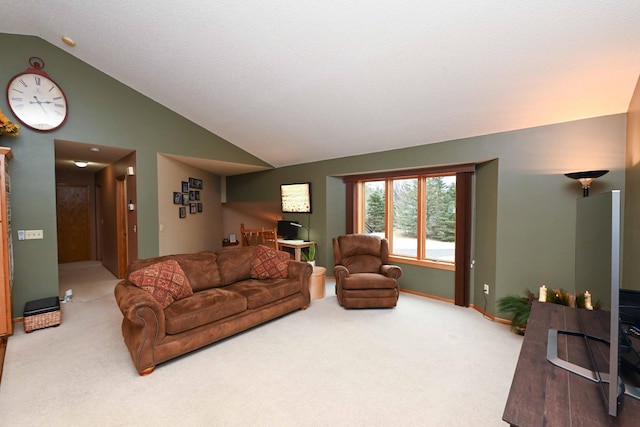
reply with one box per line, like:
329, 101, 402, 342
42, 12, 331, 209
215, 246, 257, 285
128, 251, 223, 292
172, 252, 223, 291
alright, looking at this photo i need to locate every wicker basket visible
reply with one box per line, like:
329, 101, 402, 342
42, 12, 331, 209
24, 310, 61, 333
23, 296, 62, 333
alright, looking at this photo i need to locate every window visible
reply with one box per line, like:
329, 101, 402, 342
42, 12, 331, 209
356, 174, 456, 269
344, 164, 474, 305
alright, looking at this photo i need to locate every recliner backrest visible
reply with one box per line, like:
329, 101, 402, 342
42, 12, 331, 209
333, 234, 389, 274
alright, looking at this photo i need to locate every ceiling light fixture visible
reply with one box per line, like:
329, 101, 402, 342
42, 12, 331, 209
74, 161, 89, 168
564, 170, 609, 197
62, 36, 76, 47
89, 147, 101, 152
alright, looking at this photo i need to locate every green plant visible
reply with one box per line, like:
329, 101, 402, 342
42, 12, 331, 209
497, 289, 536, 334
301, 244, 316, 262
497, 287, 590, 334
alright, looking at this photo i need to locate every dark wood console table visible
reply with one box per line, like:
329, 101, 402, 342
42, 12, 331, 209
503, 301, 640, 426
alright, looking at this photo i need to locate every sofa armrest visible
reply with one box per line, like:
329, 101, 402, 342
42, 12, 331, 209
288, 260, 313, 303
380, 264, 402, 280
114, 280, 166, 373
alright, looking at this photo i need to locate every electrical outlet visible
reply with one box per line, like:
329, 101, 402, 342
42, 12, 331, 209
483, 284, 490, 295
25, 229, 44, 240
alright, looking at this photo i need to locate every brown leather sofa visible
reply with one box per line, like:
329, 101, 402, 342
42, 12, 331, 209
333, 234, 402, 308
114, 246, 312, 375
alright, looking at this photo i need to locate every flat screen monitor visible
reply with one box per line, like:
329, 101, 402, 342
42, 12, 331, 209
281, 182, 312, 213
277, 221, 300, 240
547, 190, 640, 417
575, 190, 622, 416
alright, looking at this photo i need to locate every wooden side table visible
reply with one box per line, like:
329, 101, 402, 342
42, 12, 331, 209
277, 239, 315, 261
309, 266, 326, 300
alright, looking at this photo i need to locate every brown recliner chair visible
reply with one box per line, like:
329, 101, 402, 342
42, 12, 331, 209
332, 234, 402, 308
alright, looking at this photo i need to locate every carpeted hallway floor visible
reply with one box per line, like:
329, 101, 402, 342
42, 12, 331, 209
0, 261, 523, 426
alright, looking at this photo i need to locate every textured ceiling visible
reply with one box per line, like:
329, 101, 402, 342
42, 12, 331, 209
3, 1, 640, 170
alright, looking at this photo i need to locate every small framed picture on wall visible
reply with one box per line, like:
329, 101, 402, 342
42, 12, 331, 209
189, 177, 203, 189
197, 203, 203, 212
173, 192, 182, 204
182, 181, 189, 193
190, 203, 197, 214
179, 207, 186, 218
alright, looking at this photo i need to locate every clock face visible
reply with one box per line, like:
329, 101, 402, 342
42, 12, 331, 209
6, 72, 68, 131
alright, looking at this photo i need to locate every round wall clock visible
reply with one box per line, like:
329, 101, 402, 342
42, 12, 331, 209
6, 57, 68, 132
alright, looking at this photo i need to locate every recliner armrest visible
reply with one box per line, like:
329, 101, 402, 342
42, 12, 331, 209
333, 265, 350, 280
380, 264, 402, 280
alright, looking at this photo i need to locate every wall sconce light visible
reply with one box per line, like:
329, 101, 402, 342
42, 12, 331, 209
74, 161, 89, 168
564, 170, 609, 197
127, 166, 135, 176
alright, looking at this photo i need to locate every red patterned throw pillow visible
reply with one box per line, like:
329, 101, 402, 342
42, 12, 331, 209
251, 245, 290, 279
128, 259, 193, 308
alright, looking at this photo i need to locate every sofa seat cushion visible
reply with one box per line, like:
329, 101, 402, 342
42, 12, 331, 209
128, 259, 193, 309
226, 279, 300, 310
164, 288, 247, 335
341, 273, 397, 290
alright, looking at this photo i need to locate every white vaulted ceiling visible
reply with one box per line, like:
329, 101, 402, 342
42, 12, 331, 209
2, 1, 640, 169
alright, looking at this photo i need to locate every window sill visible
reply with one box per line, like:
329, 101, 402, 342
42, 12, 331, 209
389, 255, 455, 271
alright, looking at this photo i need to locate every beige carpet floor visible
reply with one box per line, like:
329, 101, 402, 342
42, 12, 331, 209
0, 261, 523, 426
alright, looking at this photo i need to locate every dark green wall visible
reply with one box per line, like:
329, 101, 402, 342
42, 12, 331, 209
0, 33, 270, 316
473, 159, 499, 311
0, 33, 631, 321
227, 115, 627, 316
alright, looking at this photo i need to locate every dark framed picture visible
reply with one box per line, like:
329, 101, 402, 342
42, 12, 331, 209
173, 192, 182, 204
182, 195, 190, 206
179, 207, 186, 218
195, 191, 200, 201
197, 203, 203, 213
189, 190, 196, 201
189, 177, 203, 189
182, 181, 189, 193
190, 203, 197, 214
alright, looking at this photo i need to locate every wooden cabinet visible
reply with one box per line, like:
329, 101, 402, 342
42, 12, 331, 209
0, 147, 12, 337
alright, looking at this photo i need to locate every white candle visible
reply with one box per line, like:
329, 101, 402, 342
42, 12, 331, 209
539, 285, 547, 302
585, 291, 593, 310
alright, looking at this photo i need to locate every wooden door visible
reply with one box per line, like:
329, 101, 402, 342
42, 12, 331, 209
56, 185, 91, 263
116, 177, 128, 279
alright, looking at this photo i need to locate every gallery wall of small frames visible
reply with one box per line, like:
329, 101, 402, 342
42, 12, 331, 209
173, 177, 203, 218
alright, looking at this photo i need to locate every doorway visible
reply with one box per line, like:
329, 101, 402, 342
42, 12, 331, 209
54, 140, 136, 277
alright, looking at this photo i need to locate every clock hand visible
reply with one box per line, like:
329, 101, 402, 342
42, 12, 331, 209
30, 96, 50, 115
